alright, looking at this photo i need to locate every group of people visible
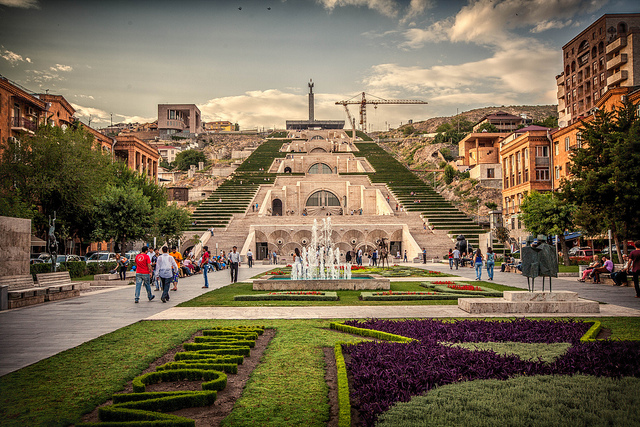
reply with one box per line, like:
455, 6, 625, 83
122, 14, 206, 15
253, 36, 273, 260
200, 245, 246, 288
578, 254, 615, 284
447, 247, 496, 280
578, 241, 640, 297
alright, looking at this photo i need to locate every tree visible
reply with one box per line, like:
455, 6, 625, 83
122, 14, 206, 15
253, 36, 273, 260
153, 202, 192, 247
0, 124, 113, 244
533, 116, 559, 128
520, 191, 576, 265
560, 100, 640, 259
92, 184, 153, 252
174, 150, 207, 171
477, 122, 499, 133
110, 162, 167, 209
443, 164, 456, 184
494, 226, 510, 258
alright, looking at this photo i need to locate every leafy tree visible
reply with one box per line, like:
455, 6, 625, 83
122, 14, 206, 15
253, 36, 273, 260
476, 122, 499, 133
494, 226, 510, 258
520, 191, 576, 265
435, 123, 452, 133
485, 202, 498, 210
402, 126, 416, 136
560, 100, 640, 259
174, 149, 207, 171
153, 202, 192, 247
443, 164, 456, 184
159, 159, 174, 170
533, 116, 559, 128
110, 162, 167, 208
0, 125, 112, 242
92, 184, 153, 252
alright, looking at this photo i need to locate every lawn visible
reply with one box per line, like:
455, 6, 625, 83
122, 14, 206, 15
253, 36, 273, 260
179, 280, 521, 307
2, 317, 640, 427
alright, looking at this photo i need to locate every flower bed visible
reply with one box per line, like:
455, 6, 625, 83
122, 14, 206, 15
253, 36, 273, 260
360, 291, 478, 301
420, 282, 503, 297
338, 319, 640, 426
234, 291, 338, 301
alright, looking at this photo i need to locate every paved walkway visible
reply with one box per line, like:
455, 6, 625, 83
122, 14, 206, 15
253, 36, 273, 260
1, 262, 639, 377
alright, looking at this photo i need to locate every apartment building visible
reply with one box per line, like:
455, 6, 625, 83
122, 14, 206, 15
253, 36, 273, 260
499, 126, 552, 239
154, 145, 179, 163
556, 13, 640, 127
0, 76, 47, 142
157, 104, 203, 137
204, 121, 234, 132
114, 135, 161, 182
472, 111, 528, 132
457, 132, 508, 188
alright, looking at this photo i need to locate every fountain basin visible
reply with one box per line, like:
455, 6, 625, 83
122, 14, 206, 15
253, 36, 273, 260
252, 274, 390, 291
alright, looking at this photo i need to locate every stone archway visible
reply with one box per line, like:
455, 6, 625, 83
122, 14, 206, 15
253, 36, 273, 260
272, 199, 283, 216
284, 166, 292, 173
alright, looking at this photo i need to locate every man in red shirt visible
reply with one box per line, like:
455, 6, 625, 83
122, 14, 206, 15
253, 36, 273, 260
630, 240, 640, 298
134, 246, 155, 303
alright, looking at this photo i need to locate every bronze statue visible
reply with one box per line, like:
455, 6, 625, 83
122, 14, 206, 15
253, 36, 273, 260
521, 235, 558, 292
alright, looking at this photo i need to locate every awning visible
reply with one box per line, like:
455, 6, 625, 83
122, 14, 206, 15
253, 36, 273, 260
31, 235, 46, 246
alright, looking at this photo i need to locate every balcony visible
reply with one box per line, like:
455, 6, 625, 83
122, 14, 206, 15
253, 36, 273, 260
606, 36, 627, 55
606, 53, 627, 71
11, 116, 37, 133
557, 85, 565, 98
535, 156, 550, 166
607, 70, 628, 87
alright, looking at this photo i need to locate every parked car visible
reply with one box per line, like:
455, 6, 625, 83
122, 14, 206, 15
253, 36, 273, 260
86, 252, 117, 263
600, 244, 637, 255
570, 249, 596, 259
568, 246, 592, 256
124, 251, 140, 264
54, 254, 82, 267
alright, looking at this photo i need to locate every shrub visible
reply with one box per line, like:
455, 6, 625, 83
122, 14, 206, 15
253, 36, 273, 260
157, 362, 238, 374
132, 369, 227, 393
181, 344, 251, 356
30, 262, 52, 278
173, 352, 245, 363
60, 261, 86, 278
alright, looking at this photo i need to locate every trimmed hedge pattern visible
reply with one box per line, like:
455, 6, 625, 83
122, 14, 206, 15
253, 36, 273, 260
330, 322, 414, 343
334, 342, 351, 427
234, 291, 339, 301
80, 326, 264, 426
420, 283, 504, 297
359, 291, 477, 301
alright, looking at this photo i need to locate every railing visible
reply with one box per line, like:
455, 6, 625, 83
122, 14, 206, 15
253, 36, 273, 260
535, 156, 550, 166
11, 117, 37, 132
607, 70, 628, 87
606, 53, 627, 71
606, 36, 627, 55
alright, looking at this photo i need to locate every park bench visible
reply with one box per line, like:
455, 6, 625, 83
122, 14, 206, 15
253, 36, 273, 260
35, 271, 85, 301
0, 275, 47, 309
599, 264, 631, 286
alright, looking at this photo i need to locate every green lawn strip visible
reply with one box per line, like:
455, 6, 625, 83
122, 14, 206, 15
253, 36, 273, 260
72, 274, 94, 281
558, 264, 579, 273
234, 291, 338, 301
420, 283, 503, 297
376, 375, 640, 427
179, 281, 460, 307
469, 280, 524, 292
444, 342, 572, 363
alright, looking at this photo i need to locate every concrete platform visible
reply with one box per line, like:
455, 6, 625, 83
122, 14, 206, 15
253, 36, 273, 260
459, 291, 600, 314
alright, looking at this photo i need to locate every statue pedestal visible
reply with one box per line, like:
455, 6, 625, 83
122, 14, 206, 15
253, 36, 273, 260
458, 291, 600, 314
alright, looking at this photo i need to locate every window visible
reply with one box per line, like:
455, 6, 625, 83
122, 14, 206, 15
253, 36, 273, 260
554, 141, 559, 155
536, 168, 550, 181
306, 190, 340, 207
536, 146, 549, 157
487, 168, 495, 179
524, 148, 529, 163
524, 169, 529, 182
565, 136, 570, 151
555, 166, 560, 180
600, 72, 605, 83
308, 163, 333, 174
168, 110, 176, 120
576, 132, 583, 148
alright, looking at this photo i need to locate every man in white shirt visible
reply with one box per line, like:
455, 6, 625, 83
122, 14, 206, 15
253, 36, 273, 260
155, 246, 179, 303
452, 248, 461, 270
228, 246, 241, 283
246, 249, 253, 268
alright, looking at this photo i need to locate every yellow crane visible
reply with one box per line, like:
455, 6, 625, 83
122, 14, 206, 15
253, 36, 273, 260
335, 92, 428, 134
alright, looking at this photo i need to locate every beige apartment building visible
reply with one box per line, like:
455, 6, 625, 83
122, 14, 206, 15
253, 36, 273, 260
157, 104, 203, 137
557, 13, 640, 127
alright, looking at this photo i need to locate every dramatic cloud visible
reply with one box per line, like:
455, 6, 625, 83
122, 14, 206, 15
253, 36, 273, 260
50, 64, 73, 72
0, 0, 39, 8
317, 0, 431, 20
70, 103, 154, 127
1, 48, 31, 64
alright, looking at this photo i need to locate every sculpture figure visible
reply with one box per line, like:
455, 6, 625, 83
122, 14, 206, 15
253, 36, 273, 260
521, 235, 559, 292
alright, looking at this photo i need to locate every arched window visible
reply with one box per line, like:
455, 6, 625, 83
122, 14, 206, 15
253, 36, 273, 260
578, 40, 589, 52
310, 135, 325, 140
309, 147, 327, 153
618, 22, 627, 34
306, 190, 341, 207
308, 163, 333, 174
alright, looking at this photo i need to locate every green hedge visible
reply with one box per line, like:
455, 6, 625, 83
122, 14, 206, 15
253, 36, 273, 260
420, 283, 504, 297
156, 362, 238, 374
580, 321, 601, 342
202, 327, 264, 336
95, 406, 195, 426
330, 322, 414, 343
59, 261, 86, 278
194, 337, 255, 348
132, 369, 227, 393
182, 343, 251, 355
334, 343, 351, 427
29, 262, 52, 278
173, 352, 244, 364
233, 292, 339, 301
359, 292, 475, 301
194, 333, 258, 341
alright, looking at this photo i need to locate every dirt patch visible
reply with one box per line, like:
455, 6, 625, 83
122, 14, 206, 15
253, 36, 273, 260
324, 347, 339, 427
80, 328, 275, 426
596, 327, 612, 340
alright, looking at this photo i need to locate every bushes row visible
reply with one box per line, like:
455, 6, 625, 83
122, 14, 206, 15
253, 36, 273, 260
157, 362, 238, 374
334, 343, 351, 427
29, 261, 117, 279
194, 337, 255, 348
360, 292, 477, 301
132, 369, 228, 393
234, 292, 339, 301
173, 352, 245, 363
420, 283, 504, 297
330, 322, 414, 343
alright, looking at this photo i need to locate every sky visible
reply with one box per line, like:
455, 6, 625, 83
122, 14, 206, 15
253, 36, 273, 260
0, 0, 637, 131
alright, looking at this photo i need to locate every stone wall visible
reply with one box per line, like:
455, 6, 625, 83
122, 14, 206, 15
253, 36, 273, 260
0, 216, 31, 276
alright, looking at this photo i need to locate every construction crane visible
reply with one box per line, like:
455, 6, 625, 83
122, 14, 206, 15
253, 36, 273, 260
335, 92, 428, 134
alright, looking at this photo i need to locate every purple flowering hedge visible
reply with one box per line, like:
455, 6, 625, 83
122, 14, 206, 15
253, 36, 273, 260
341, 319, 640, 426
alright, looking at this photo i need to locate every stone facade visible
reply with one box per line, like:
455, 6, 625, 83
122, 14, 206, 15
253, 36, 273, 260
114, 135, 161, 181
0, 216, 31, 276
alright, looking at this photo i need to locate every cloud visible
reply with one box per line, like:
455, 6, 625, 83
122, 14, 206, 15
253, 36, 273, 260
70, 103, 154, 127
50, 63, 73, 72
0, 0, 39, 8
317, 0, 431, 20
530, 19, 574, 33
1, 48, 31, 65
25, 69, 61, 84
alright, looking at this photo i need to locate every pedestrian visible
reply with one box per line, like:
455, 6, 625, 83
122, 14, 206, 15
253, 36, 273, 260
155, 246, 178, 303
201, 246, 211, 289
345, 250, 352, 264
229, 245, 241, 283
474, 248, 483, 280
448, 249, 454, 270
485, 247, 495, 280
116, 252, 128, 281
611, 254, 630, 286
246, 248, 253, 268
403, 250, 408, 263
357, 248, 363, 266
134, 246, 155, 303
169, 247, 182, 290
453, 247, 461, 270
272, 250, 278, 265
422, 248, 426, 264
150, 247, 160, 291
372, 249, 378, 267
631, 241, 640, 298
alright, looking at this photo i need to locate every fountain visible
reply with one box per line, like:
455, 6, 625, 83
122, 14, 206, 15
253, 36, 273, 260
253, 218, 390, 291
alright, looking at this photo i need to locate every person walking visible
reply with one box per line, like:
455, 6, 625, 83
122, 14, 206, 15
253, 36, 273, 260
229, 246, 241, 283
155, 246, 178, 303
150, 247, 160, 291
357, 248, 363, 266
372, 249, 378, 267
422, 248, 427, 264
631, 241, 640, 298
116, 253, 128, 281
403, 250, 408, 263
448, 249, 454, 270
453, 247, 461, 270
201, 246, 211, 289
474, 248, 483, 280
485, 247, 495, 280
246, 248, 253, 268
134, 246, 155, 303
